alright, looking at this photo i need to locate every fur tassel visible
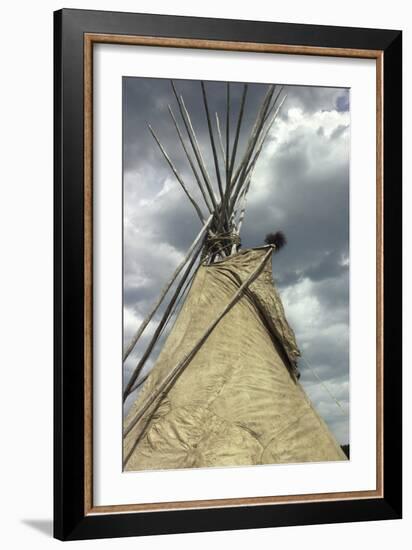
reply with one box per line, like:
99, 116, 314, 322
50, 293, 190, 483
264, 231, 287, 251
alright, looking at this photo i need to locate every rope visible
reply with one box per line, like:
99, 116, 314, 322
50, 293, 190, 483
300, 356, 348, 417
205, 231, 240, 247
203, 230, 241, 262
201, 242, 236, 264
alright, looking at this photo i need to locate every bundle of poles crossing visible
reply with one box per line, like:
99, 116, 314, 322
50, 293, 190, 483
123, 81, 287, 460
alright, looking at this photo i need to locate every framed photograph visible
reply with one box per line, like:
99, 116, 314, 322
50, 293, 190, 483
54, 8, 402, 541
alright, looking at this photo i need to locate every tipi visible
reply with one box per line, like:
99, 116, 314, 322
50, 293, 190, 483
123, 80, 346, 470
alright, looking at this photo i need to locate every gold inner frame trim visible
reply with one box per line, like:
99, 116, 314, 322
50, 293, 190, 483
84, 33, 384, 516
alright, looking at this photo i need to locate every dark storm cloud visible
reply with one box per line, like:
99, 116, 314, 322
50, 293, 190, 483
336, 93, 350, 112
124, 78, 267, 184
123, 76, 350, 443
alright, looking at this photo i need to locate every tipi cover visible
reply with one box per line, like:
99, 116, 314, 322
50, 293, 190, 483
124, 247, 345, 470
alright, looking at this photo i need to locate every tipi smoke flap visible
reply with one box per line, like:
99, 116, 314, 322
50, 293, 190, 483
123, 80, 347, 470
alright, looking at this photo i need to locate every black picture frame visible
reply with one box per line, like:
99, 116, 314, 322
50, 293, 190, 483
54, 8, 402, 541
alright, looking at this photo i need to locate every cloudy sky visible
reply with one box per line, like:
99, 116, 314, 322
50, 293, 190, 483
123, 77, 350, 445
